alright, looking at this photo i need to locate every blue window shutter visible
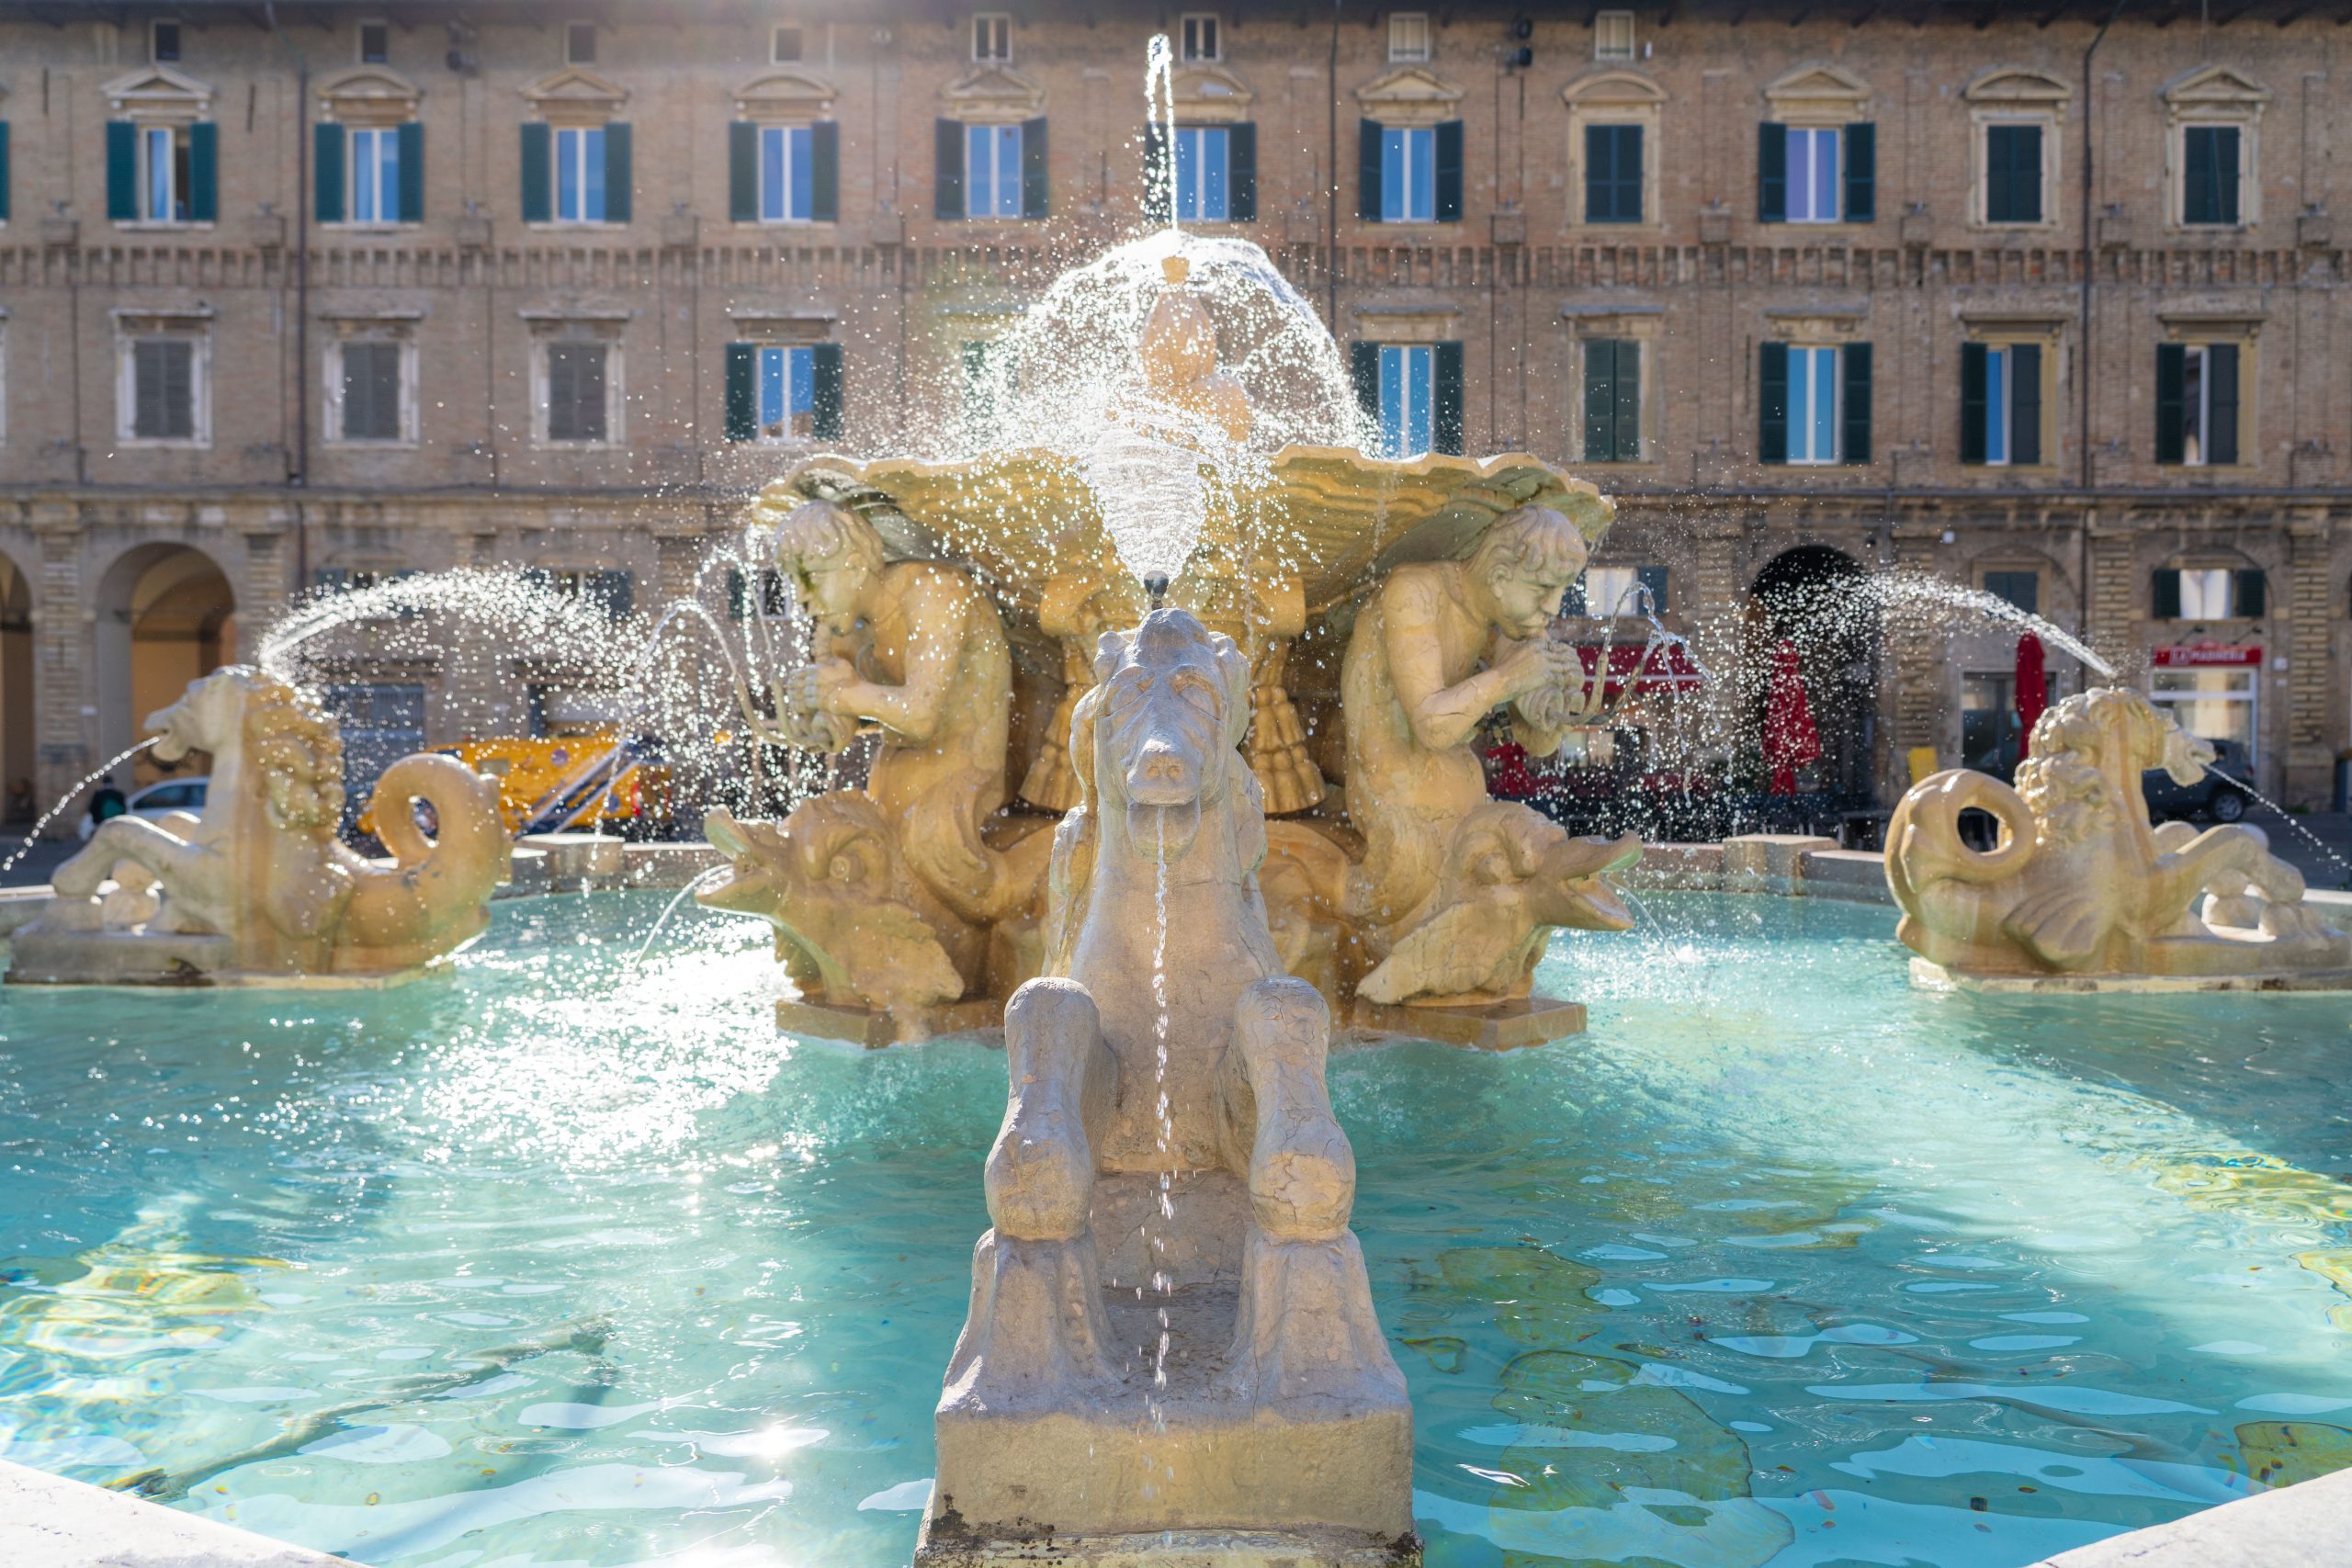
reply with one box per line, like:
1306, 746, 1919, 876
107, 121, 137, 220
2152, 569, 2181, 620
603, 122, 630, 221
1020, 117, 1048, 218
1227, 120, 1256, 222
811, 342, 844, 441
314, 123, 344, 222
520, 122, 551, 222
1843, 121, 1875, 222
1434, 119, 1464, 222
1433, 340, 1464, 456
1758, 341, 1789, 463
2011, 343, 2042, 466
1358, 118, 1382, 221
729, 121, 758, 221
724, 342, 756, 442
1758, 122, 1786, 223
1842, 343, 1872, 465
1960, 342, 1988, 465
188, 122, 217, 222
2154, 343, 2187, 464
935, 118, 963, 219
1143, 123, 1170, 224
397, 121, 424, 222
1350, 341, 1379, 431
810, 121, 839, 222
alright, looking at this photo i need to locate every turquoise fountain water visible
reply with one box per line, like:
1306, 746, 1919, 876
1, 891, 2346, 1565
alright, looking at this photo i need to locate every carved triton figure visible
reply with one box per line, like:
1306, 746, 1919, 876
9, 668, 507, 985
700, 499, 1052, 1039
1888, 687, 2351, 987
1333, 503, 1643, 1007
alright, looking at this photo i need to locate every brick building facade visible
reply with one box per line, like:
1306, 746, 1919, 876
0, 0, 2346, 814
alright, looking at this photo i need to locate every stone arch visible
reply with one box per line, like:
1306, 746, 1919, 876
94, 542, 237, 788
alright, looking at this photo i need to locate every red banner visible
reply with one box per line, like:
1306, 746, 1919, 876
1572, 641, 1706, 696
2153, 643, 2261, 668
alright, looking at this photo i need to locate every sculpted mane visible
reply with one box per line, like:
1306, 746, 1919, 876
2013, 689, 2132, 849
240, 677, 347, 840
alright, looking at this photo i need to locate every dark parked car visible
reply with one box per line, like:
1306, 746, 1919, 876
2143, 737, 2254, 824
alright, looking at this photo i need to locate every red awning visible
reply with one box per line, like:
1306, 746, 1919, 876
1572, 641, 1706, 700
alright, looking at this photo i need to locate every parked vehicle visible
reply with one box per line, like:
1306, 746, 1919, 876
2143, 737, 2255, 824
75, 776, 209, 840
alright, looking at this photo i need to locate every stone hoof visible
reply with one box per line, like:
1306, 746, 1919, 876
941, 1230, 1114, 1404
1226, 1228, 1408, 1408
987, 979, 1104, 1241
1234, 977, 1354, 1242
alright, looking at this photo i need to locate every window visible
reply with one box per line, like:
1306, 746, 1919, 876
2156, 343, 2241, 467
1758, 341, 1870, 467
123, 334, 202, 444
1380, 125, 1435, 222
1594, 11, 1635, 61
759, 125, 814, 221
1181, 13, 1220, 62
1759, 120, 1873, 224
2150, 665, 2256, 758
1375, 344, 1433, 457
140, 124, 194, 223
973, 13, 1011, 62
725, 339, 842, 443
2182, 124, 2242, 227
1563, 564, 1667, 616
966, 122, 1023, 217
1582, 338, 1640, 463
337, 341, 405, 442
544, 342, 610, 443
1584, 124, 1642, 223
2152, 567, 2264, 621
1961, 671, 2052, 774
729, 566, 790, 620
1387, 12, 1429, 62
564, 21, 596, 65
358, 22, 390, 64
556, 126, 607, 222
1983, 570, 2040, 615
539, 569, 635, 620
1173, 126, 1229, 220
754, 345, 817, 440
347, 128, 402, 223
1352, 338, 1461, 456
1983, 122, 2042, 224
772, 23, 803, 63
1785, 127, 1838, 222
1961, 342, 2042, 467
153, 19, 181, 62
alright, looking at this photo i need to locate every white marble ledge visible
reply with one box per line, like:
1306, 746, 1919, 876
2032, 1466, 2352, 1567
0, 1459, 369, 1568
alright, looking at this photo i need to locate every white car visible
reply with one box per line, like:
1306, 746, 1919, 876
76, 777, 209, 841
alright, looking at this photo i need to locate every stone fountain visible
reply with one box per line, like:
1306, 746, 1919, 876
701, 247, 1649, 1048
7, 667, 508, 987
1888, 687, 2352, 990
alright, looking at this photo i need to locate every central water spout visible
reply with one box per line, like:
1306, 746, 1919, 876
1144, 572, 1170, 608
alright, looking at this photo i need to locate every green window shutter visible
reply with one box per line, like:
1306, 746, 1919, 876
602, 122, 630, 221
2152, 568, 2181, 620
1433, 118, 1464, 222
2011, 343, 2042, 466
1433, 340, 1464, 456
1358, 118, 1382, 222
520, 122, 551, 222
187, 121, 217, 222
1986, 124, 2041, 224
810, 121, 839, 222
314, 123, 345, 222
1758, 122, 1786, 222
811, 342, 844, 442
934, 118, 963, 218
2234, 569, 2267, 619
2214, 126, 2241, 225
1227, 121, 1256, 222
1142, 123, 1170, 224
729, 121, 758, 221
107, 121, 137, 220
724, 342, 756, 442
1959, 342, 1988, 465
1020, 117, 1048, 218
1841, 342, 1872, 465
1587, 126, 1641, 223
2154, 343, 2187, 464
1350, 341, 1379, 432
2208, 342, 2240, 465
0, 123, 11, 224
1583, 341, 1616, 462
1758, 341, 1789, 463
727, 568, 748, 621
1636, 565, 1669, 613
1842, 121, 1874, 221
1614, 341, 1640, 461
397, 121, 424, 222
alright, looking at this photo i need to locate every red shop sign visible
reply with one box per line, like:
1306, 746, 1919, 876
1572, 641, 1707, 695
2153, 643, 2261, 668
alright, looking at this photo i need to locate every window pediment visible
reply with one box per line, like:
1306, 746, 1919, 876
1562, 69, 1668, 109
318, 66, 423, 126
102, 64, 215, 119
1355, 66, 1463, 127
1171, 62, 1254, 124
733, 67, 837, 121
522, 67, 629, 124
940, 63, 1046, 124
1763, 62, 1870, 122
2163, 64, 2270, 122
1963, 66, 2071, 107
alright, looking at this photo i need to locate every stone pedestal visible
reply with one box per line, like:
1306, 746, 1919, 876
1349, 994, 1587, 1050
775, 996, 1001, 1047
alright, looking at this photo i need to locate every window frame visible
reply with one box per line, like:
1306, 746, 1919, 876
1374, 342, 1435, 458
771, 22, 804, 63
117, 322, 211, 448
323, 329, 419, 447
563, 20, 597, 65
1977, 119, 2050, 228
972, 12, 1012, 62
1593, 10, 1635, 62
965, 120, 1024, 219
1578, 335, 1645, 464
1172, 124, 1231, 221
2177, 121, 2247, 229
1979, 568, 2041, 615
533, 333, 622, 448
1379, 124, 1436, 223
757, 122, 816, 223
750, 343, 819, 444
553, 124, 608, 224
136, 123, 194, 225
1180, 12, 1221, 62
1783, 125, 1841, 223
1387, 12, 1430, 63
345, 125, 404, 225
1581, 121, 1643, 224
1783, 344, 1841, 465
